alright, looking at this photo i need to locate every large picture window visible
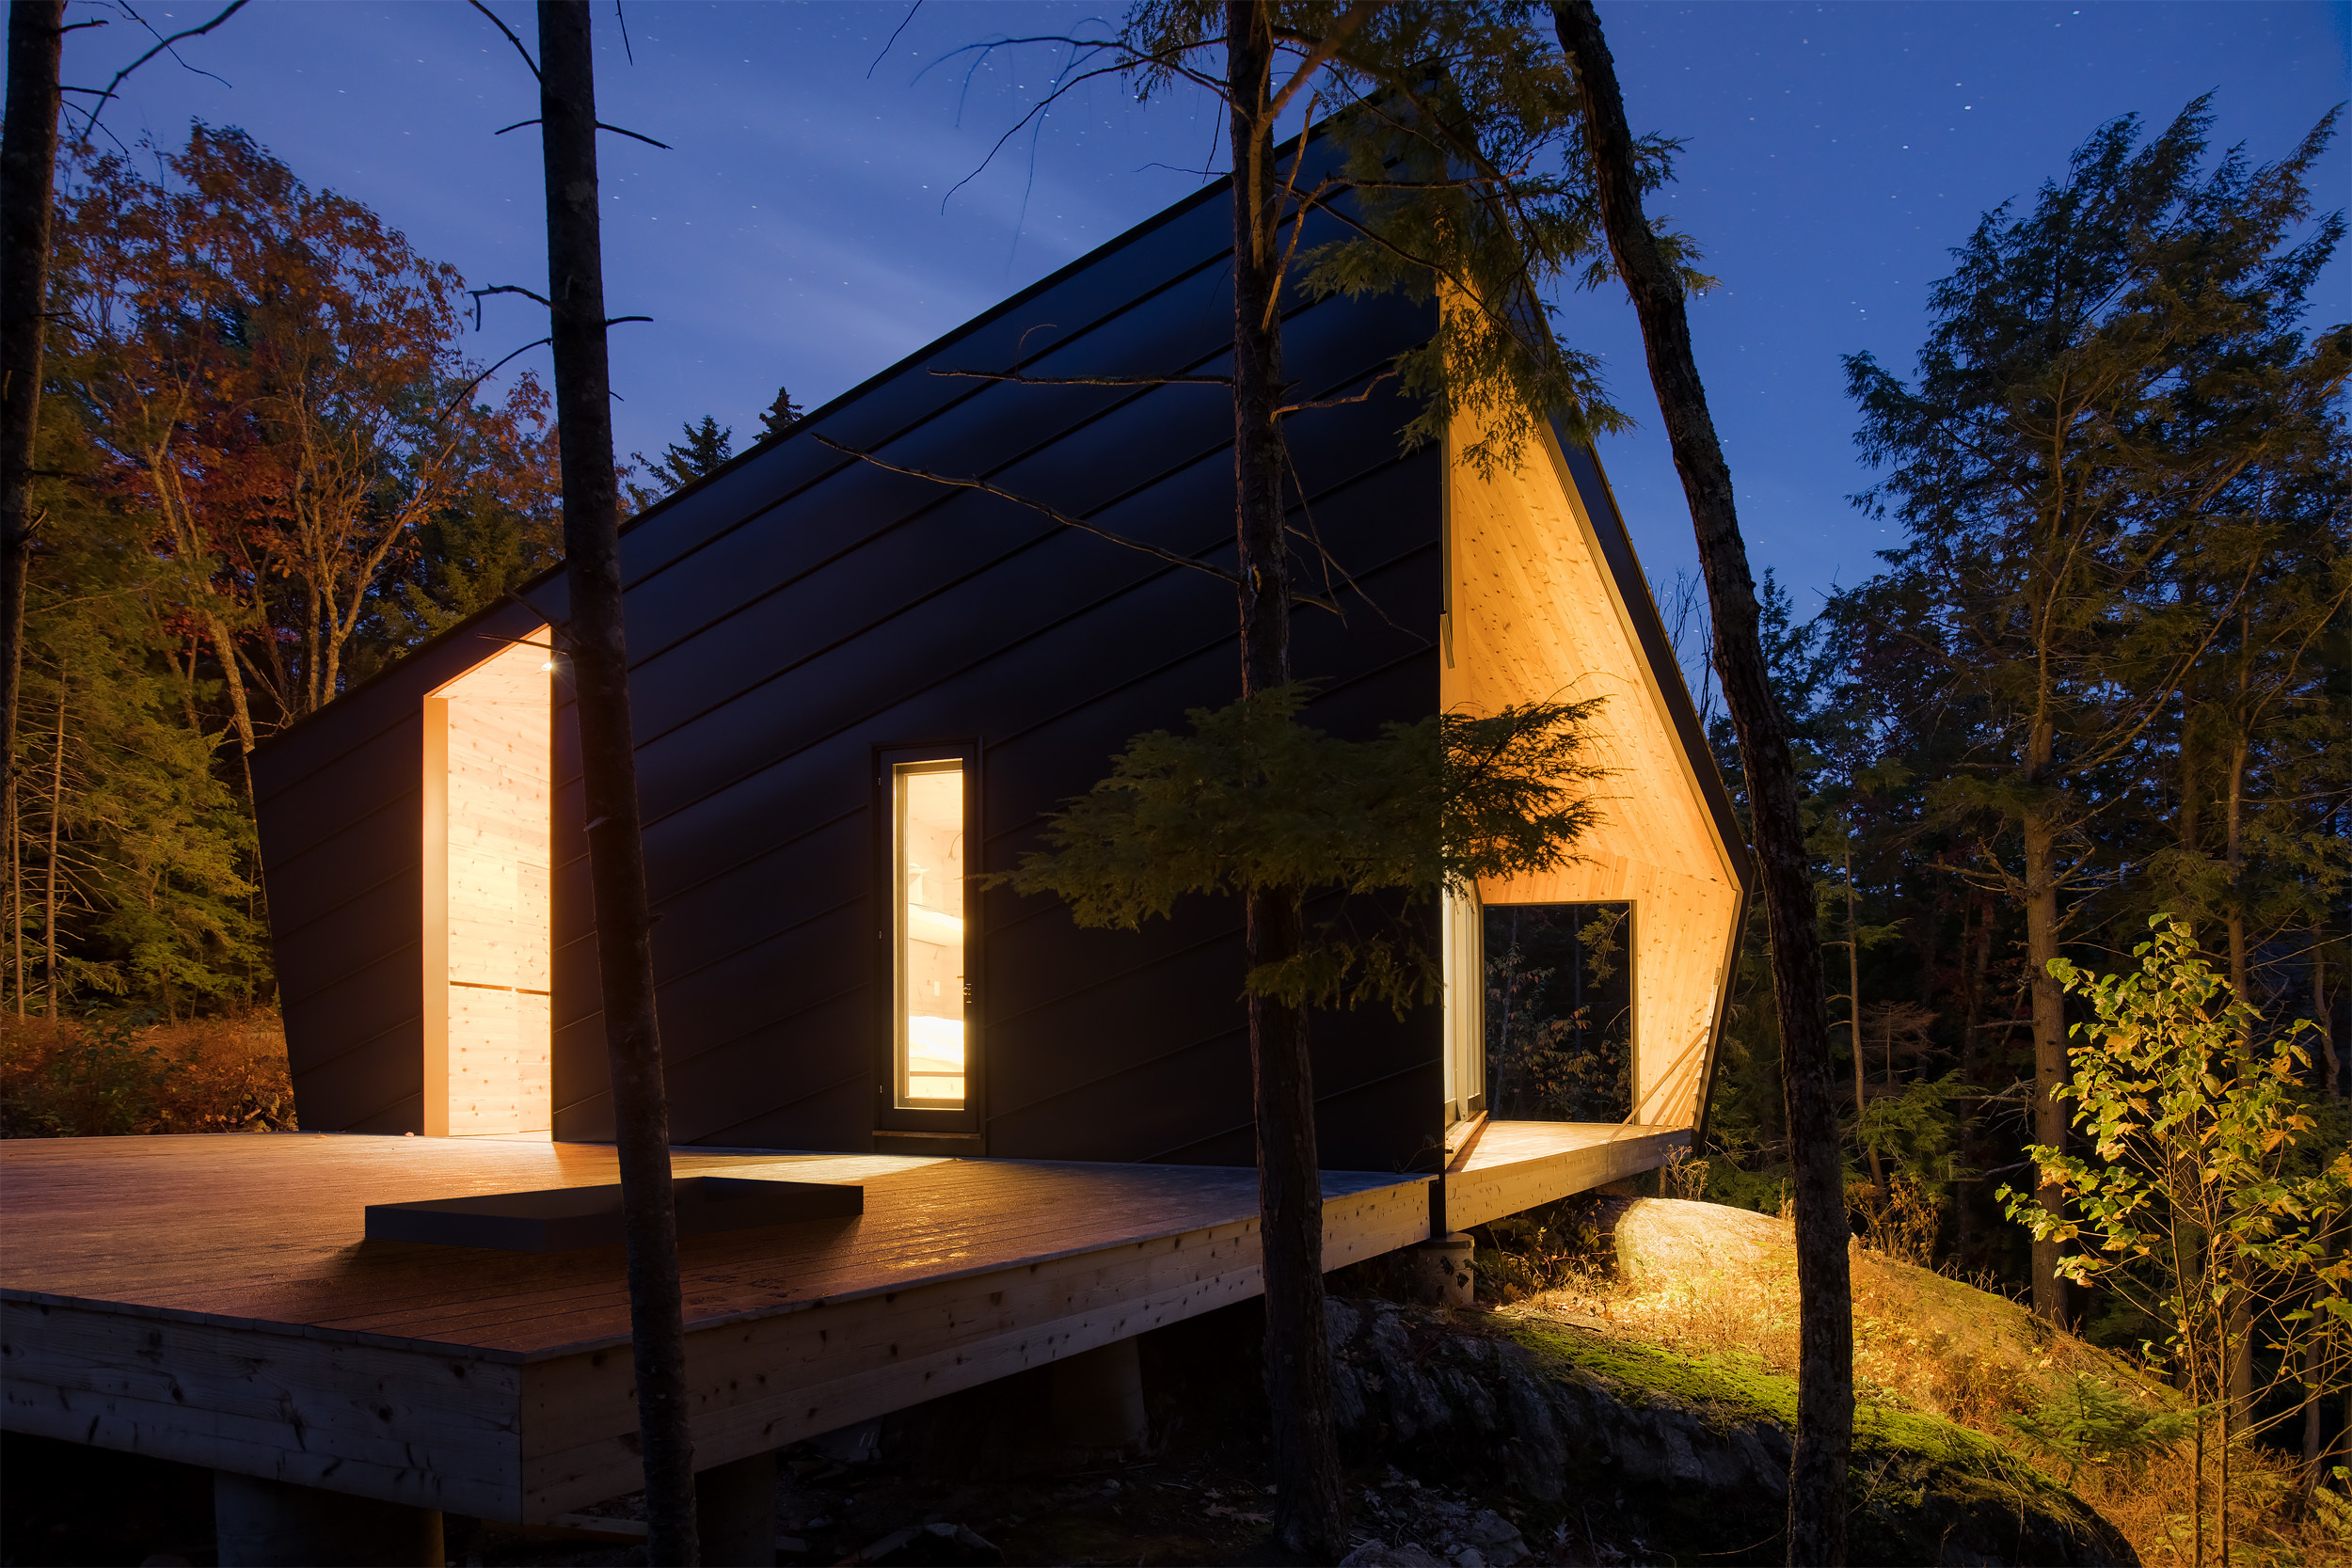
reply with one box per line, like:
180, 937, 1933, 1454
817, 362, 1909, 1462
891, 757, 967, 1110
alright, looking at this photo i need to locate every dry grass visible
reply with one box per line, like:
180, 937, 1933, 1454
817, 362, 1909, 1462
0, 1009, 294, 1136
1493, 1200, 2352, 1567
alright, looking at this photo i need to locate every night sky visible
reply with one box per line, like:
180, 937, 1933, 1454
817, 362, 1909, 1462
58, 1, 2351, 626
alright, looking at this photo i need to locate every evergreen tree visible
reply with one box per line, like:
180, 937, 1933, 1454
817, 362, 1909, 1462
8, 395, 261, 1018
1843, 98, 2347, 1320
758, 386, 803, 439
626, 414, 735, 513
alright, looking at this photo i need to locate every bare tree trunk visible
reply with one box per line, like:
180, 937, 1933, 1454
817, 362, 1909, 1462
2013, 723, 2070, 1325
1844, 840, 1880, 1191
2315, 929, 2339, 1101
1224, 7, 1343, 1558
1552, 7, 1851, 1560
202, 609, 258, 793
2, 1, 64, 809
42, 682, 59, 1018
8, 770, 20, 1015
535, 7, 696, 1562
2225, 729, 2248, 1009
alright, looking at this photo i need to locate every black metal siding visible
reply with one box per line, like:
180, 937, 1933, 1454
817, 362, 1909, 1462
260, 171, 1445, 1173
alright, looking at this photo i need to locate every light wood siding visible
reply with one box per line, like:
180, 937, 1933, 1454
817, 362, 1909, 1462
1443, 412, 1747, 1132
253, 599, 554, 1133
422, 638, 552, 1135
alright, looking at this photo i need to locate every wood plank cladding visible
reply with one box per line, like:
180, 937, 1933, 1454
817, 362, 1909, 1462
422, 638, 553, 1136
1443, 410, 1748, 1132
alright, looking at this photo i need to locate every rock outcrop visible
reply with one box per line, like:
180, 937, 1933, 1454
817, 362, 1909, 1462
1325, 1296, 2136, 1567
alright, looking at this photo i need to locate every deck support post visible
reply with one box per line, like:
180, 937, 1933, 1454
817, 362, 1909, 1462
212, 1472, 443, 1567
1412, 1231, 1475, 1308
1047, 1335, 1150, 1450
695, 1448, 778, 1567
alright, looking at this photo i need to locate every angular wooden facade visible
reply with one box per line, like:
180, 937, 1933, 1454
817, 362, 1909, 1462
251, 172, 1747, 1177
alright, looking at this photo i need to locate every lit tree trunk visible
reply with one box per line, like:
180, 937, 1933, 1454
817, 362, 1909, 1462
2, 1, 64, 809
1552, 7, 1852, 1560
43, 682, 59, 1018
2224, 726, 2249, 1008
535, 6, 697, 1562
1843, 836, 1880, 1191
1224, 6, 1343, 1557
2022, 713, 2067, 1325
8, 766, 20, 1014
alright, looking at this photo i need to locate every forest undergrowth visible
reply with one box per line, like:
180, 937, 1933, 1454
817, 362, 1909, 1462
1481, 1196, 2352, 1567
0, 1008, 294, 1137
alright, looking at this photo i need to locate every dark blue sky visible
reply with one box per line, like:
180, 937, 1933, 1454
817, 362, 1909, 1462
61, 1, 2351, 624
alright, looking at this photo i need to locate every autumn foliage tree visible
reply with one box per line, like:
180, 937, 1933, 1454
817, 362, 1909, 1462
48, 125, 555, 752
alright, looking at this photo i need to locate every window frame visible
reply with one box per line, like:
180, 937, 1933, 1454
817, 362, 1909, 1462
872, 740, 982, 1136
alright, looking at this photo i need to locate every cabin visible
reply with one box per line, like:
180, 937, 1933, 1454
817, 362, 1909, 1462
0, 163, 1746, 1558
247, 180, 1747, 1181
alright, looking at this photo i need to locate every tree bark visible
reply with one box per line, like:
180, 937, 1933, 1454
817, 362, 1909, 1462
2, 1, 64, 807
2022, 784, 2067, 1326
535, 7, 697, 1562
43, 681, 59, 1018
1551, 6, 1851, 1560
1844, 841, 1880, 1191
1225, 6, 1343, 1558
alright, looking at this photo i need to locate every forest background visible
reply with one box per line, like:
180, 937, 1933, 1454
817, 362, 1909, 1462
2, 0, 2347, 1466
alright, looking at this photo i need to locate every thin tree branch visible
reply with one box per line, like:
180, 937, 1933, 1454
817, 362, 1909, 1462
868, 1, 923, 78
1263, 2, 1374, 124
467, 0, 538, 80
69, 0, 247, 147
493, 117, 672, 150
930, 368, 1231, 388
814, 435, 1243, 590
1273, 369, 1394, 417
437, 338, 552, 421
469, 283, 554, 330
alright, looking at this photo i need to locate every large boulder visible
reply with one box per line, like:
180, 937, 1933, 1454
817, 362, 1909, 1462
1610, 1195, 1793, 1290
1324, 1296, 2136, 1567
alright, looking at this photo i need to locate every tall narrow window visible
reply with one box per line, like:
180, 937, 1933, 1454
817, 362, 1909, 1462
892, 759, 966, 1109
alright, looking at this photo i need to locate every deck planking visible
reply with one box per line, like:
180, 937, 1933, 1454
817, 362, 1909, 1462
5, 1125, 1679, 1521
1, 1134, 1426, 1520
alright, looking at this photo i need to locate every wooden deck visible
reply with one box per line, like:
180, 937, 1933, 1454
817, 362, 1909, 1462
1438, 1119, 1689, 1232
0, 1135, 1421, 1521
2, 1124, 1680, 1522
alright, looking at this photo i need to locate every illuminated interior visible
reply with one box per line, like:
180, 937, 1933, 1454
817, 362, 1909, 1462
1441, 884, 1485, 1124
421, 635, 553, 1136
893, 759, 966, 1108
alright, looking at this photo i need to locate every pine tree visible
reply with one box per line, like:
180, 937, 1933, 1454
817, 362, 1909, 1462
758, 386, 803, 439
1844, 98, 2348, 1322
8, 395, 262, 1017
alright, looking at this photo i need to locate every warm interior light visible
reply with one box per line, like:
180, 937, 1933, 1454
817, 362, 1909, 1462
538, 659, 555, 673
893, 760, 965, 1108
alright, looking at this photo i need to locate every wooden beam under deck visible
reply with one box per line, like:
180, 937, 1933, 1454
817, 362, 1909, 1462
0, 1135, 1424, 1522
1439, 1120, 1689, 1233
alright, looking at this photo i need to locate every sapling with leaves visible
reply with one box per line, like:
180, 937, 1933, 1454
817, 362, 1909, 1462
2001, 917, 2352, 1568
